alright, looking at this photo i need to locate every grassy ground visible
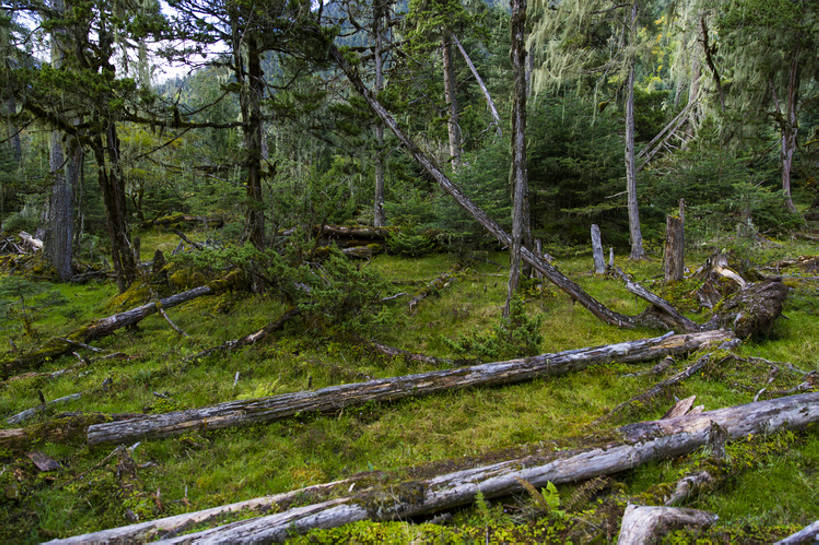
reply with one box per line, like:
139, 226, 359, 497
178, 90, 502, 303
0, 231, 816, 543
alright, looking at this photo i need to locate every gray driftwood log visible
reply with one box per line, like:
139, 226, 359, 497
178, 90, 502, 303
54, 393, 817, 544
774, 520, 819, 545
86, 330, 734, 446
616, 504, 717, 545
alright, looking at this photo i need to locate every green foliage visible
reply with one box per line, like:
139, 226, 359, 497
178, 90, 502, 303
444, 296, 543, 360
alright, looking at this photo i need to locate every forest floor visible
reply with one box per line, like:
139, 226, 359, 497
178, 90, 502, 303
0, 229, 816, 544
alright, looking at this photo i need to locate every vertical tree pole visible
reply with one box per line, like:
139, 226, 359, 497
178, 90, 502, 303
624, 0, 645, 261
505, 0, 528, 317
441, 37, 461, 169
372, 0, 387, 226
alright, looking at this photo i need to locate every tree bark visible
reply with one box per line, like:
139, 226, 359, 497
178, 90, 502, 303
452, 33, 501, 136
327, 43, 698, 332
372, 0, 387, 227
1, 284, 219, 377
780, 52, 800, 214
85, 330, 734, 446
624, 1, 644, 260
591, 224, 606, 274
241, 33, 266, 248
663, 215, 684, 282
441, 38, 461, 168
774, 520, 819, 545
66, 393, 817, 544
505, 0, 529, 318
617, 504, 717, 545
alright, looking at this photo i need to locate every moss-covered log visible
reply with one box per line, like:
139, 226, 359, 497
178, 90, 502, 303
53, 393, 818, 544
86, 330, 734, 446
708, 280, 788, 338
0, 413, 141, 454
0, 276, 238, 377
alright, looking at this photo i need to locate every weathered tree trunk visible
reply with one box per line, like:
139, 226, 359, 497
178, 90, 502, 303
617, 505, 717, 545
591, 224, 606, 274
780, 53, 799, 214
663, 215, 684, 282
452, 33, 501, 136
328, 43, 698, 332
614, 268, 700, 332
66, 393, 817, 544
1, 284, 218, 377
93, 122, 138, 292
408, 263, 460, 313
505, 0, 528, 318
242, 33, 265, 248
706, 280, 788, 338
86, 330, 734, 446
0, 413, 141, 454
441, 38, 461, 168
774, 520, 819, 545
624, 1, 644, 261
372, 0, 387, 227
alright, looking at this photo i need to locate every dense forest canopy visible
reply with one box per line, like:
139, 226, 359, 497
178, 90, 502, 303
0, 0, 817, 542
0, 0, 814, 279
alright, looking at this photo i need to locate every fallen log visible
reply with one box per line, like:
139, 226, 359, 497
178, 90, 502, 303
664, 471, 713, 506
593, 354, 712, 425
774, 520, 819, 545
1, 274, 237, 377
65, 393, 817, 544
705, 279, 788, 338
18, 230, 43, 251
5, 392, 82, 425
408, 264, 461, 313
328, 43, 698, 333
614, 268, 700, 332
616, 505, 717, 545
86, 330, 734, 446
367, 341, 451, 367
0, 413, 142, 454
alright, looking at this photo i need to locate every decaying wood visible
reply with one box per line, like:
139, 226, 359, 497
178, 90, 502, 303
328, 42, 700, 332
664, 471, 713, 506
1, 277, 233, 377
614, 268, 700, 332
662, 395, 698, 420
281, 224, 388, 241
617, 504, 717, 545
593, 355, 711, 425
18, 231, 43, 251
6, 392, 82, 425
65, 394, 817, 544
694, 253, 747, 309
774, 520, 819, 545
86, 330, 734, 446
663, 215, 684, 282
591, 224, 606, 274
367, 342, 451, 367
705, 279, 788, 338
182, 309, 299, 363
408, 264, 461, 313
0, 413, 142, 454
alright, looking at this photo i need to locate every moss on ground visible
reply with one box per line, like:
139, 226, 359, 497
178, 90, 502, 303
0, 244, 816, 543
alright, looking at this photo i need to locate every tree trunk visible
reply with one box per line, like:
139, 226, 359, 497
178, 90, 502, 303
781, 52, 799, 214
441, 38, 461, 169
617, 505, 717, 545
243, 34, 265, 248
85, 330, 734, 446
328, 43, 697, 332
624, 1, 644, 260
591, 224, 606, 274
371, 0, 387, 227
663, 215, 684, 282
505, 0, 528, 318
1, 284, 219, 377
452, 33, 501, 136
66, 393, 817, 544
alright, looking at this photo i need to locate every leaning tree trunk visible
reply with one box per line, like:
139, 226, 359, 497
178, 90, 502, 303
624, 1, 645, 261
327, 43, 697, 332
85, 330, 734, 446
57, 393, 818, 544
441, 37, 461, 169
452, 33, 501, 136
505, 0, 529, 317
372, 0, 387, 226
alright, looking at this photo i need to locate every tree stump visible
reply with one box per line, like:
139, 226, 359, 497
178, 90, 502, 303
664, 215, 684, 282
591, 224, 606, 274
